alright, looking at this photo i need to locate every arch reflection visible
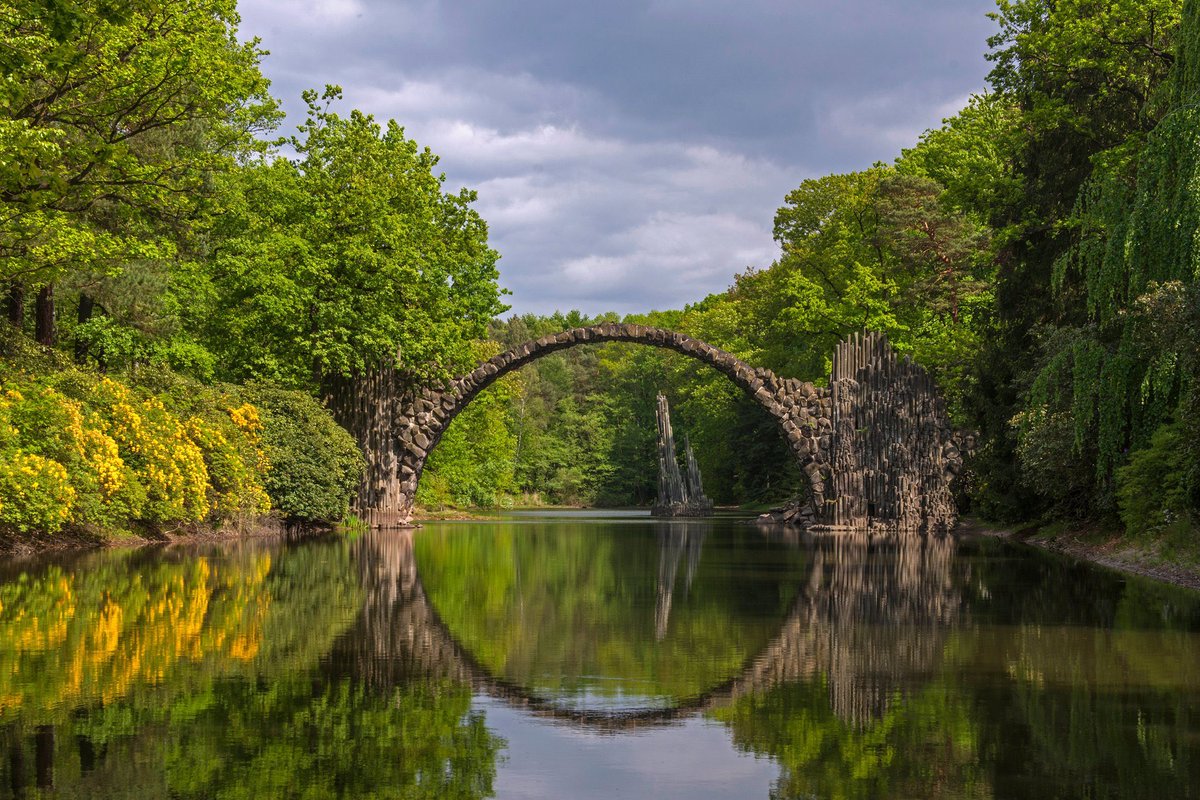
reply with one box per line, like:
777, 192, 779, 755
340, 523, 966, 731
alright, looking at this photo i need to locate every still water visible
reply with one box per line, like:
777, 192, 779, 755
2, 511, 1200, 799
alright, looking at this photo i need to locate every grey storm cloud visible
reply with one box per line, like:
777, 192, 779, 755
237, 0, 997, 315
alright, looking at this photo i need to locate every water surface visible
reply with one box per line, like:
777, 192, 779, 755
1, 511, 1199, 798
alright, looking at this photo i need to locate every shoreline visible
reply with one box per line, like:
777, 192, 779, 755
7, 510, 1200, 594
957, 517, 1200, 592
0, 516, 334, 560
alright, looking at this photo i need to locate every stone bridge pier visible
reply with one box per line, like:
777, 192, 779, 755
339, 325, 963, 531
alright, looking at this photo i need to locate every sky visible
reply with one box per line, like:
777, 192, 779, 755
235, 0, 999, 316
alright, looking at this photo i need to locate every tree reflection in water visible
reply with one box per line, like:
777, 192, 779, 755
0, 537, 503, 799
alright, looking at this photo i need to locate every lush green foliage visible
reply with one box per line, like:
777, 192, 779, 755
237, 384, 364, 522
0, 338, 261, 531
1, 1, 509, 535
0, 0, 277, 288
176, 87, 505, 389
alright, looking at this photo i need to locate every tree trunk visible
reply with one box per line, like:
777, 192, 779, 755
34, 285, 55, 346
74, 293, 95, 362
5, 282, 24, 327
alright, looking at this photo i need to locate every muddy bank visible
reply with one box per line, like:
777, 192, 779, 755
958, 517, 1200, 592
0, 516, 334, 559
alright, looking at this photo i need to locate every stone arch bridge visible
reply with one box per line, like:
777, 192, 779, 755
336, 324, 964, 530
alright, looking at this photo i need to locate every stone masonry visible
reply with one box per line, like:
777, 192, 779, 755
355, 324, 963, 531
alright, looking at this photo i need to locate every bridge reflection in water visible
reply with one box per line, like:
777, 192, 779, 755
333, 523, 966, 731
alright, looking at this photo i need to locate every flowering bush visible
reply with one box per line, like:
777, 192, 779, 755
0, 451, 75, 532
1, 333, 359, 535
186, 410, 271, 518
87, 379, 211, 523
0, 374, 272, 533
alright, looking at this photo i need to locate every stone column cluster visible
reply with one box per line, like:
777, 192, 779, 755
824, 332, 961, 532
652, 394, 713, 517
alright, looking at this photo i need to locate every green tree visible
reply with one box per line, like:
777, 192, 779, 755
182, 87, 505, 388
0, 0, 277, 344
969, 0, 1186, 520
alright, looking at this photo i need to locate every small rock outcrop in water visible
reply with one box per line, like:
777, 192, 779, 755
652, 394, 713, 517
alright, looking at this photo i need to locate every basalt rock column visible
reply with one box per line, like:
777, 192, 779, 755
823, 332, 961, 532
652, 395, 713, 517
655, 394, 688, 511
683, 435, 712, 514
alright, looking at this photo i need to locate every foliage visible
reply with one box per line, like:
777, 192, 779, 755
418, 380, 518, 509
1000, 0, 1200, 529
0, 448, 74, 531
0, 330, 363, 534
235, 384, 363, 522
177, 87, 506, 390
965, 0, 1192, 523
0, 0, 278, 335
1116, 419, 1193, 536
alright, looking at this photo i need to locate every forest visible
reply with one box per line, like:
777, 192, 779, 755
1, 0, 1198, 547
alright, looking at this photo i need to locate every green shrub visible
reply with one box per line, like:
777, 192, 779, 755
1116, 419, 1193, 536
1, 329, 359, 533
1011, 407, 1100, 516
236, 385, 363, 522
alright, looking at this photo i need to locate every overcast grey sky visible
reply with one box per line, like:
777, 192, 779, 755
236, 0, 998, 316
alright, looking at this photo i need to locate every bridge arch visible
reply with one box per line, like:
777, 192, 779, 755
342, 325, 962, 530
356, 323, 831, 523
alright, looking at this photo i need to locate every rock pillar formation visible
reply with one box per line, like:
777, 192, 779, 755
652, 394, 713, 517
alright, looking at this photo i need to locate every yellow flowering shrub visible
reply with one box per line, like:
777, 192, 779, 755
1, 334, 352, 534
1, 384, 145, 527
0, 452, 75, 532
186, 412, 271, 518
88, 379, 210, 523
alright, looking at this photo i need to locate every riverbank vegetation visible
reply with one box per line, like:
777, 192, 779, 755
0, 329, 362, 540
1, 0, 1198, 553
0, 1, 498, 541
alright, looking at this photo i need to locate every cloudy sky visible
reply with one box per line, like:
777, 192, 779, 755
236, 0, 998, 316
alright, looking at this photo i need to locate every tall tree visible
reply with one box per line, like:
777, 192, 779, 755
0, 0, 277, 343
970, 0, 1184, 519
179, 88, 507, 516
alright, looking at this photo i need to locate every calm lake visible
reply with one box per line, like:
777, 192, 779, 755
2, 510, 1200, 799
